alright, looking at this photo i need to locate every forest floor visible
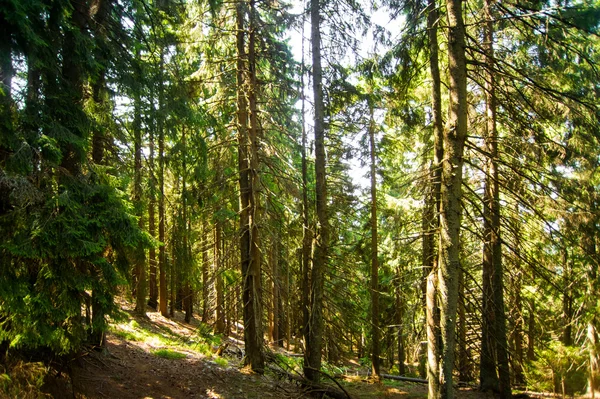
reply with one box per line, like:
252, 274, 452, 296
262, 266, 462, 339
3, 298, 582, 398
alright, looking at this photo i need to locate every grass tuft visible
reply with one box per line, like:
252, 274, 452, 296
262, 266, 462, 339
214, 357, 228, 367
153, 349, 187, 360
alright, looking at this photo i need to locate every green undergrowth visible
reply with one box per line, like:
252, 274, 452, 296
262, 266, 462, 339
153, 349, 188, 360
109, 313, 229, 366
0, 361, 51, 399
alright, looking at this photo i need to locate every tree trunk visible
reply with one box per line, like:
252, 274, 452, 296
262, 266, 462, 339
425, 0, 444, 391
584, 185, 599, 398
305, 0, 328, 383
237, 0, 264, 372
527, 299, 535, 361
427, 271, 441, 399
438, 0, 468, 396
396, 277, 406, 376
148, 119, 158, 310
215, 221, 225, 334
0, 17, 13, 162
562, 249, 573, 347
299, 19, 313, 361
458, 268, 469, 382
158, 50, 168, 317
483, 2, 511, 397
369, 102, 380, 379
202, 222, 210, 321
271, 239, 281, 346
133, 48, 146, 315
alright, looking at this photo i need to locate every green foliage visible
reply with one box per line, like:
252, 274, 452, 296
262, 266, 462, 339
525, 342, 588, 395
214, 357, 228, 367
0, 174, 148, 355
0, 361, 50, 399
152, 349, 187, 360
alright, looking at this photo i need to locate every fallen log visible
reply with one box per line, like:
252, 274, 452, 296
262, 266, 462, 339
378, 374, 428, 384
267, 364, 353, 399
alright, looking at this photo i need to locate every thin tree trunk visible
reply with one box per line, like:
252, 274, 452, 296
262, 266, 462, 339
458, 268, 469, 382
527, 299, 535, 361
482, 2, 511, 396
305, 0, 328, 383
0, 17, 13, 163
215, 221, 225, 333
369, 102, 380, 379
202, 222, 210, 321
513, 272, 525, 385
584, 185, 599, 398
396, 276, 406, 376
562, 249, 573, 347
148, 117, 158, 310
133, 48, 146, 315
158, 50, 168, 317
427, 271, 441, 399
426, 0, 444, 392
271, 240, 281, 346
438, 0, 468, 396
300, 18, 312, 362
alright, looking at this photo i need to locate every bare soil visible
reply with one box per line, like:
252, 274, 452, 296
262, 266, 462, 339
36, 303, 561, 399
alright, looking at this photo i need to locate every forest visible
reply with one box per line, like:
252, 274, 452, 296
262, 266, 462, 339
1, 0, 600, 397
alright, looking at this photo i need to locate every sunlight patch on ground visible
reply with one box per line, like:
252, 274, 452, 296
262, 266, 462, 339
385, 387, 409, 395
205, 388, 223, 398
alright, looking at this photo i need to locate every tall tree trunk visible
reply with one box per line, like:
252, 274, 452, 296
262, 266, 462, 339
438, 0, 468, 396
396, 274, 406, 376
513, 273, 525, 385
305, 0, 328, 383
562, 249, 573, 347
510, 189, 525, 385
148, 119, 158, 310
158, 50, 168, 317
584, 185, 599, 398
368, 102, 381, 379
202, 222, 210, 321
0, 13, 13, 166
133, 49, 146, 315
527, 299, 535, 361
458, 268, 469, 382
237, 0, 264, 372
482, 3, 511, 396
215, 221, 225, 334
300, 18, 312, 361
271, 239, 281, 346
426, 0, 444, 392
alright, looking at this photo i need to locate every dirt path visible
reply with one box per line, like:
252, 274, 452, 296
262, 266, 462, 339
51, 308, 305, 399
41, 306, 499, 399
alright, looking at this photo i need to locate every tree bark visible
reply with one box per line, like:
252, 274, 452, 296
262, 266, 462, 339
271, 239, 282, 346
158, 49, 168, 317
148, 117, 158, 310
300, 19, 313, 362
482, 2, 511, 397
0, 9, 14, 166
305, 0, 328, 383
215, 221, 225, 333
202, 222, 210, 321
425, 0, 443, 391
427, 271, 441, 399
369, 102, 380, 379
133, 47, 146, 316
458, 268, 469, 382
584, 185, 599, 398
527, 299, 535, 361
237, 0, 264, 372
437, 0, 468, 396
